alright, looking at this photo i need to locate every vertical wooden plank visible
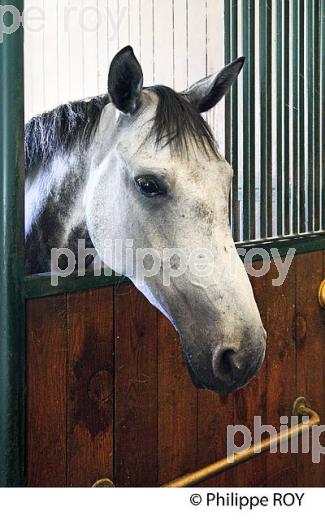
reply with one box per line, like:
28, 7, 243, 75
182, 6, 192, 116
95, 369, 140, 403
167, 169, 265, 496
230, 261, 268, 486
206, 0, 225, 152
27, 295, 67, 487
108, 0, 119, 62
68, 0, 84, 100
82, 0, 100, 97
197, 391, 234, 487
158, 314, 198, 485
67, 287, 114, 487
265, 259, 297, 486
140, 0, 154, 85
30, 0, 45, 116
173, 0, 188, 90
187, 0, 207, 86
97, 0, 109, 93
118, 0, 130, 49
43, 0, 59, 110
129, 0, 141, 57
114, 284, 158, 487
153, 0, 173, 84
296, 251, 325, 486
57, 0, 71, 104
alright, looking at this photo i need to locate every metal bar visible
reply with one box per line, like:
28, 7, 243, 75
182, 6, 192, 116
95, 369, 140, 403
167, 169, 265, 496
224, 0, 235, 238
260, 0, 267, 237
292, 0, 299, 234
24, 231, 325, 299
0, 0, 25, 487
314, 0, 321, 230
231, 0, 239, 242
162, 397, 320, 487
25, 271, 119, 300
242, 0, 255, 241
276, 0, 283, 235
284, 0, 290, 235
299, 0, 306, 232
266, 0, 272, 238
307, 0, 315, 230
320, 0, 325, 229
224, 0, 232, 165
224, 0, 240, 242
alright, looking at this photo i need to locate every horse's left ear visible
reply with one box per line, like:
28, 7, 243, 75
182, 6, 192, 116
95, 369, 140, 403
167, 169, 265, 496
183, 57, 245, 113
108, 46, 143, 114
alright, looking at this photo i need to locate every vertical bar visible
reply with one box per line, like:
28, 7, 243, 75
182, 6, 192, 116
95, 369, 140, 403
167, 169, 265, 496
224, 0, 232, 233
284, 0, 290, 235
242, 0, 255, 241
307, 0, 315, 231
276, 0, 283, 235
225, 0, 239, 242
266, 1, 272, 238
0, 0, 25, 487
224, 0, 231, 164
314, 0, 321, 230
299, 0, 306, 232
292, 0, 299, 234
260, 0, 272, 238
320, 0, 325, 229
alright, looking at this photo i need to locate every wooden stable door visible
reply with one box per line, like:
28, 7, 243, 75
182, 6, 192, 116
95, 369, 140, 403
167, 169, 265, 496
26, 250, 325, 487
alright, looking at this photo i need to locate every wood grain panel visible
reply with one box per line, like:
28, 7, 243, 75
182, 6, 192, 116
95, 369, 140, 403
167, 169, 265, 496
197, 392, 235, 487
66, 287, 114, 487
265, 259, 297, 486
114, 283, 158, 487
296, 251, 325, 486
158, 314, 198, 485
27, 295, 67, 487
230, 261, 268, 487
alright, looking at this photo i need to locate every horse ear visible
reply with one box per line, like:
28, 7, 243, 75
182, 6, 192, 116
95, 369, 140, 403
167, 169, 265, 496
108, 46, 143, 114
183, 57, 245, 113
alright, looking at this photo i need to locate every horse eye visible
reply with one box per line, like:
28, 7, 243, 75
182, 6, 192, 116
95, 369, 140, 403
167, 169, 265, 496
135, 176, 166, 197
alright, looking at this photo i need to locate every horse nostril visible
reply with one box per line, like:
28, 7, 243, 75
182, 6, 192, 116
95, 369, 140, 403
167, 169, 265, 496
219, 349, 235, 375
212, 347, 245, 383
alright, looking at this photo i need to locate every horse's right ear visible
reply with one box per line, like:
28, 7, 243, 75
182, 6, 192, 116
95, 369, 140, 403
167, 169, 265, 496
108, 46, 143, 114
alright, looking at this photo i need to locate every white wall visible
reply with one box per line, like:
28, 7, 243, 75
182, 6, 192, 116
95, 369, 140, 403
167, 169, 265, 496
24, 0, 226, 151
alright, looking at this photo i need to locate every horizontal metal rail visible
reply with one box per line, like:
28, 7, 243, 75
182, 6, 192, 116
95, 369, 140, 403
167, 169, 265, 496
162, 397, 320, 488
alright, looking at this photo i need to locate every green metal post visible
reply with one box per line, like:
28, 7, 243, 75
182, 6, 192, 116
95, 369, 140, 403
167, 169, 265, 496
0, 0, 25, 487
225, 0, 239, 242
284, 0, 290, 235
299, 0, 306, 233
242, 0, 255, 241
307, 0, 315, 231
292, 0, 299, 234
276, 0, 283, 236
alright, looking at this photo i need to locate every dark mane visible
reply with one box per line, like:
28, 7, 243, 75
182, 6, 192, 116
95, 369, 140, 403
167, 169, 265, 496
24, 94, 109, 171
147, 85, 219, 159
25, 85, 219, 172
